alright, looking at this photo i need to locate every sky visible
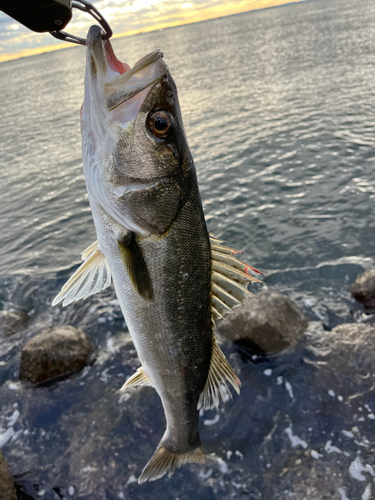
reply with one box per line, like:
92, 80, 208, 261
0, 0, 304, 63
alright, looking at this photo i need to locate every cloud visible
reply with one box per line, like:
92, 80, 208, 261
0, 0, 304, 62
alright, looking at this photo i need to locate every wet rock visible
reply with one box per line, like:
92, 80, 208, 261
218, 290, 308, 353
0, 310, 28, 337
19, 326, 95, 384
350, 269, 375, 309
321, 322, 375, 377
304, 321, 375, 405
0, 451, 16, 500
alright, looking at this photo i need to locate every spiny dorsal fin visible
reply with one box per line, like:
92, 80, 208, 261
204, 234, 262, 409
210, 234, 264, 324
198, 337, 240, 410
138, 444, 205, 484
119, 367, 152, 391
52, 242, 111, 307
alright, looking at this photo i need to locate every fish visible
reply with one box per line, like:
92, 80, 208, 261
52, 25, 263, 483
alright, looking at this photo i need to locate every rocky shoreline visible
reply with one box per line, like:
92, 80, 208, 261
0, 270, 375, 499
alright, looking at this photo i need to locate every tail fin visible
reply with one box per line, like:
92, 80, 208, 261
138, 444, 205, 484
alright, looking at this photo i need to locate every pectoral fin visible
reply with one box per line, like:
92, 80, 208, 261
118, 232, 153, 300
52, 241, 111, 307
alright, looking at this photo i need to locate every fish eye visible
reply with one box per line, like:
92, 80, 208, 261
147, 110, 173, 139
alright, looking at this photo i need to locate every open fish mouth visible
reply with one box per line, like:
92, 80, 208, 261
86, 25, 166, 112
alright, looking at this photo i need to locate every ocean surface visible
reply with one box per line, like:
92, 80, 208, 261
1, 0, 375, 498
1, 0, 375, 310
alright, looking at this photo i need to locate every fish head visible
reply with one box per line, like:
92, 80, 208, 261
82, 25, 195, 236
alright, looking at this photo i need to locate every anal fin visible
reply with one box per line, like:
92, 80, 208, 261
120, 367, 152, 391
52, 243, 111, 307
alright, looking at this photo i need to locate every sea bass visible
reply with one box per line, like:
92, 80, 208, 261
53, 25, 262, 483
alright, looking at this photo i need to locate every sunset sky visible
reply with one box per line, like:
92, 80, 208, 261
0, 0, 306, 62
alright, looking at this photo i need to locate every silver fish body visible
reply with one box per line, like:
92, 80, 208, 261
83, 25, 212, 481
53, 25, 261, 482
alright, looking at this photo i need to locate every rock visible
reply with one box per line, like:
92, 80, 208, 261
0, 310, 28, 337
0, 451, 16, 500
322, 322, 375, 376
218, 290, 308, 353
19, 326, 95, 384
304, 321, 375, 400
350, 269, 375, 308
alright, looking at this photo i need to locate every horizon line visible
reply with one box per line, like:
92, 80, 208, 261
0, 0, 307, 64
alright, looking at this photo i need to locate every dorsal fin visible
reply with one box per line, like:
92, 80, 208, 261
209, 234, 264, 325
198, 337, 240, 410
52, 241, 111, 307
201, 234, 264, 410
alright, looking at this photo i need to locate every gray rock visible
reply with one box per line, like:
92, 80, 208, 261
303, 321, 375, 403
19, 325, 95, 384
350, 269, 375, 308
0, 310, 28, 337
0, 451, 16, 500
218, 290, 308, 353
320, 322, 375, 377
